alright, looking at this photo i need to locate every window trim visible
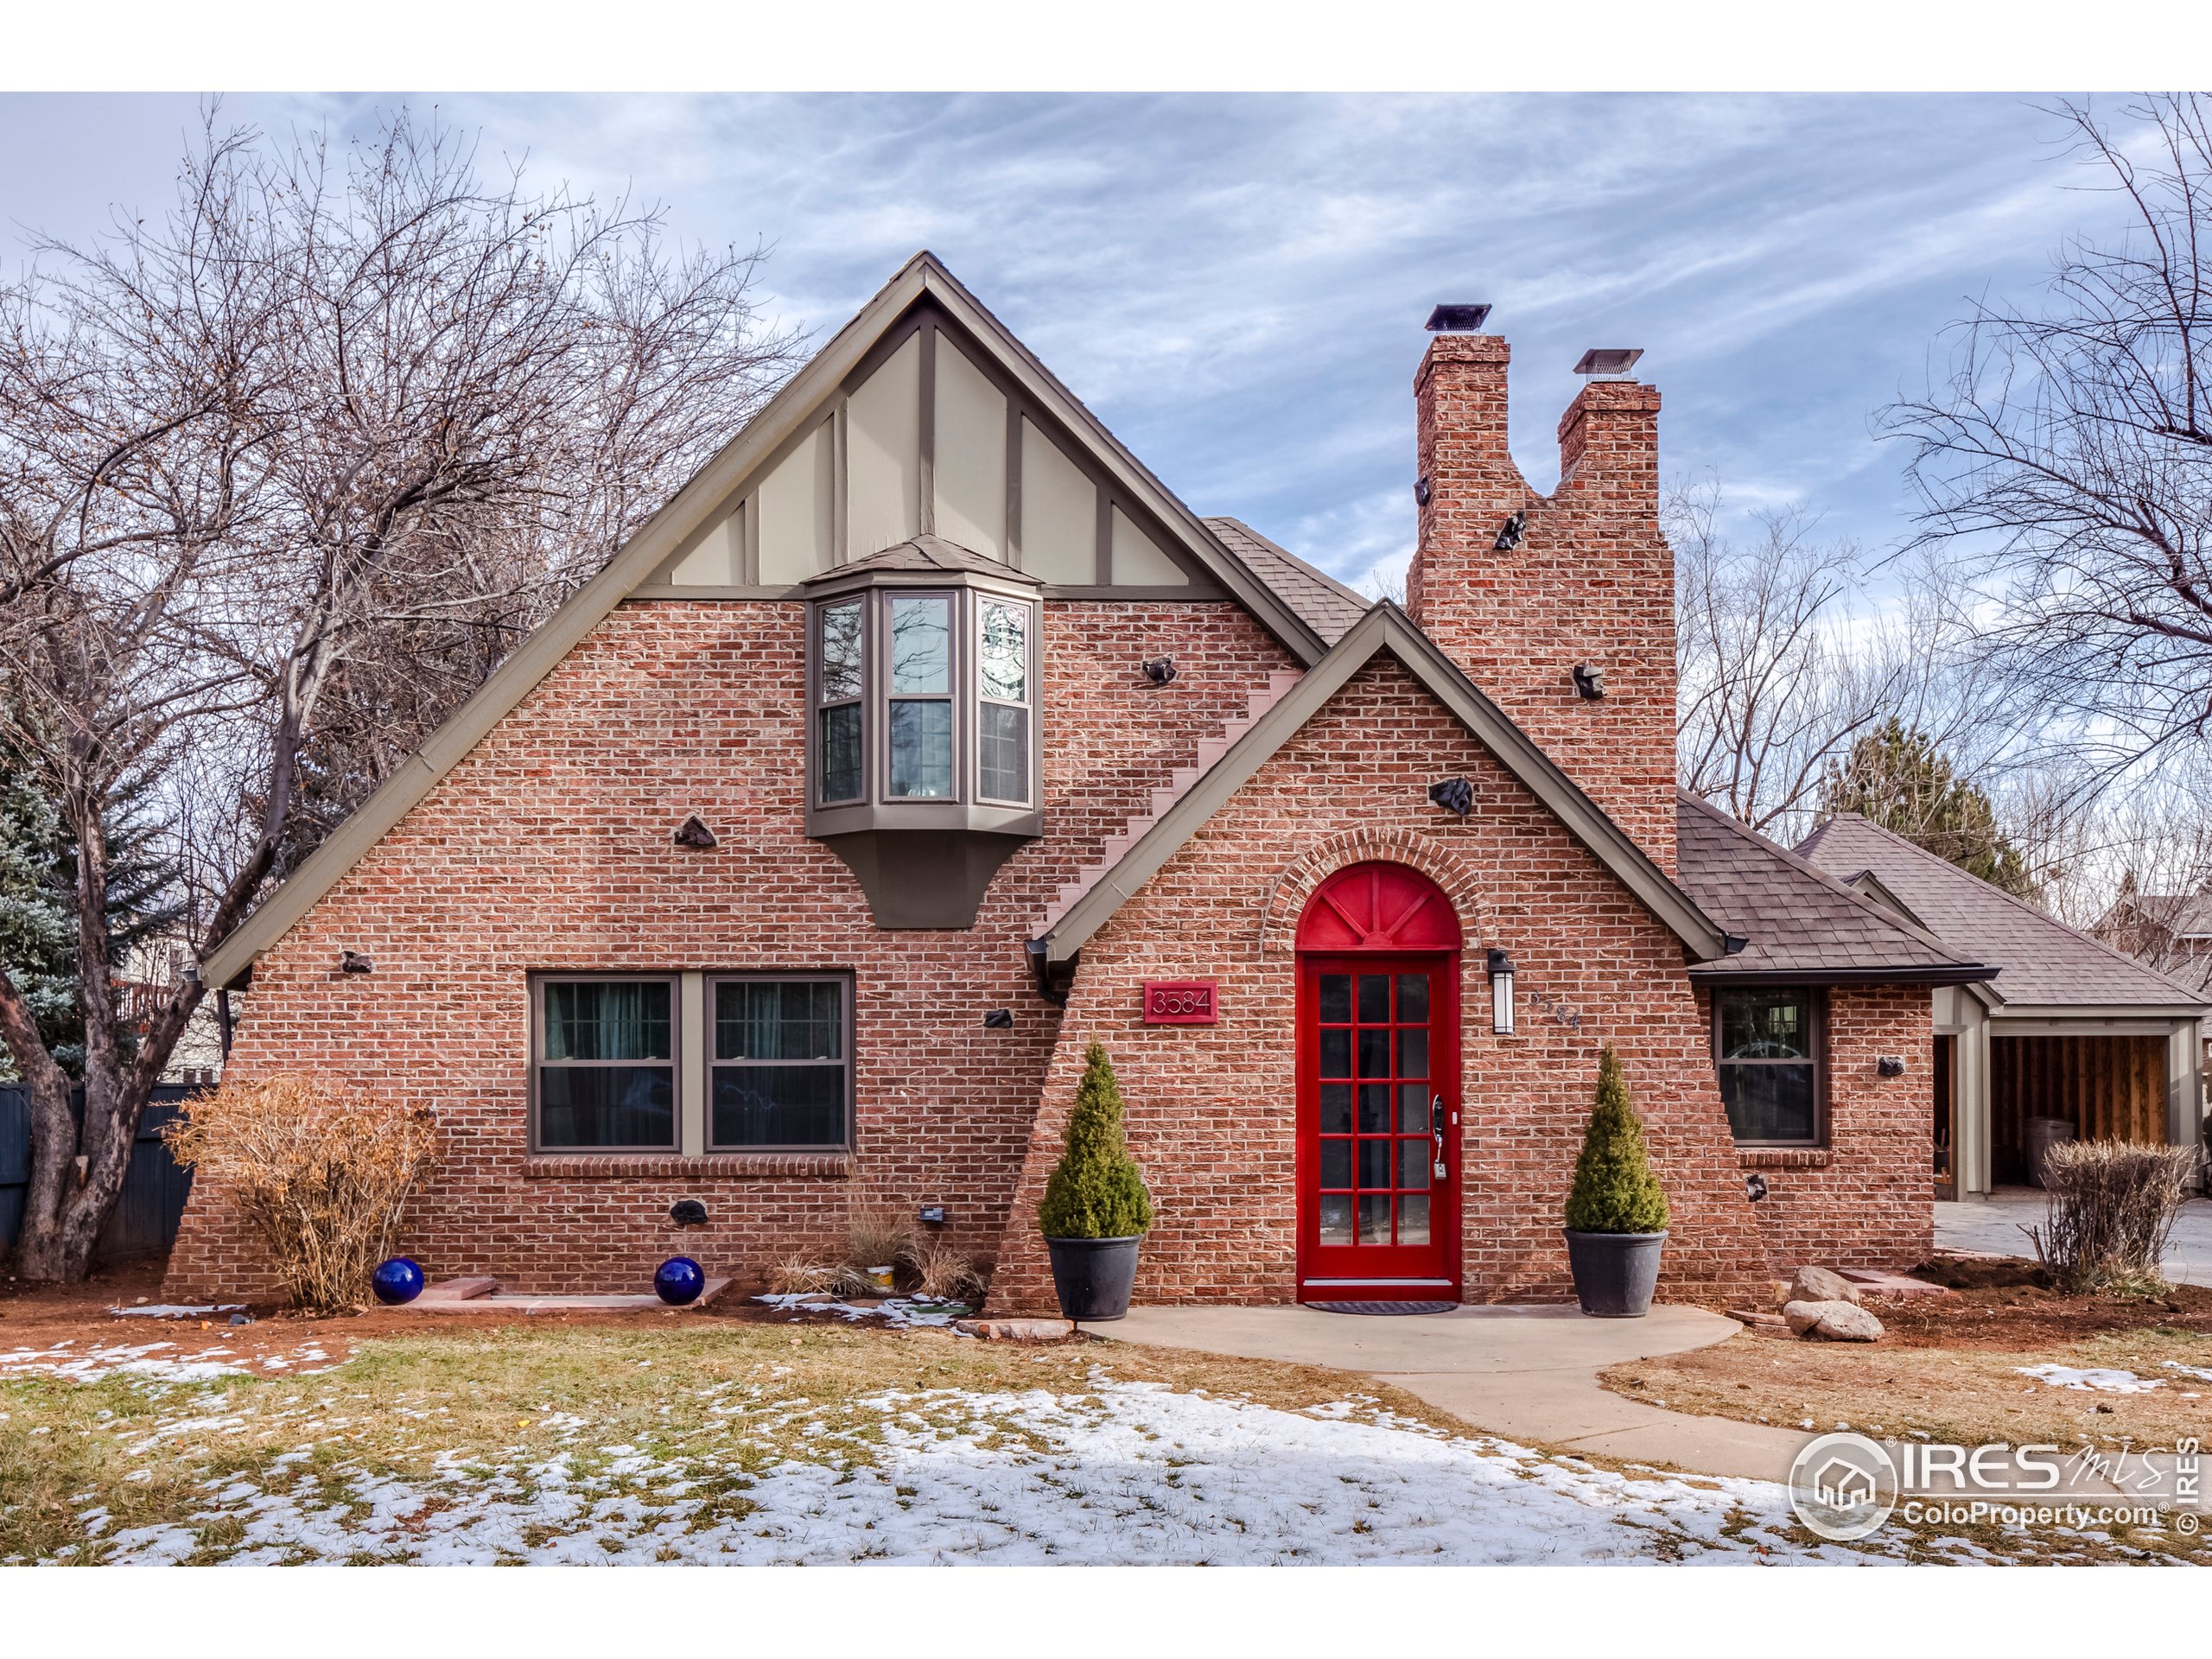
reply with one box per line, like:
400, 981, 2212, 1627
975, 594, 1034, 808
529, 973, 683, 1155
1711, 986, 1827, 1148
814, 597, 868, 807
703, 971, 855, 1154
881, 589, 959, 802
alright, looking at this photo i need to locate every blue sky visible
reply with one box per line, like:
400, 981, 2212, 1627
0, 92, 2133, 593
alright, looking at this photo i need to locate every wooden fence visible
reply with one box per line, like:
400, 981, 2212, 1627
1988, 1034, 2168, 1185
0, 1084, 198, 1261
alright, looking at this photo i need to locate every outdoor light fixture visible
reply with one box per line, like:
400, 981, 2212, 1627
1572, 663, 1605, 700
1572, 347, 1644, 378
1414, 475, 1433, 508
918, 1205, 947, 1226
1494, 511, 1526, 552
1142, 657, 1179, 687
1427, 777, 1473, 817
982, 1008, 1014, 1030
1745, 1173, 1769, 1203
673, 814, 719, 849
1425, 302, 1493, 333
1485, 948, 1516, 1036
340, 950, 373, 975
669, 1199, 709, 1226
1878, 1055, 1907, 1077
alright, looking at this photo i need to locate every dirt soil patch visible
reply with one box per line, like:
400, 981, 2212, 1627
1612, 1260, 2212, 1450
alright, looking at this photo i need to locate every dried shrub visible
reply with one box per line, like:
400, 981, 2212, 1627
165, 1074, 437, 1312
2024, 1140, 2197, 1296
906, 1233, 988, 1304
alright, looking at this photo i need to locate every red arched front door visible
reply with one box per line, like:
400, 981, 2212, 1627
1296, 862, 1463, 1304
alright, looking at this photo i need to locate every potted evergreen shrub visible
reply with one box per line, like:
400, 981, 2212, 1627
1038, 1040, 1154, 1322
1561, 1045, 1670, 1318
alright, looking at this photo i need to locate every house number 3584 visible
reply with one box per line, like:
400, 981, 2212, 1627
1142, 980, 1218, 1025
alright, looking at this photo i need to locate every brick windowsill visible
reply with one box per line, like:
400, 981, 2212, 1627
524, 1153, 853, 1181
1737, 1147, 1834, 1170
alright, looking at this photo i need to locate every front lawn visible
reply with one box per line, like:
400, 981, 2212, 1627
0, 1310, 2132, 1567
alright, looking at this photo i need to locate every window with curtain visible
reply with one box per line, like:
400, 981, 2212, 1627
976, 599, 1031, 804
1713, 988, 1822, 1146
709, 976, 850, 1149
816, 600, 865, 804
535, 978, 677, 1149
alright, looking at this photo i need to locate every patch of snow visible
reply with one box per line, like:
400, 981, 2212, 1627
107, 1305, 246, 1319
2016, 1364, 2164, 1394
92, 1381, 1910, 1567
2162, 1360, 2212, 1383
0, 1341, 251, 1383
751, 1294, 970, 1328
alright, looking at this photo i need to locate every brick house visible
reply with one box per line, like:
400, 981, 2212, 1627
172, 254, 2021, 1309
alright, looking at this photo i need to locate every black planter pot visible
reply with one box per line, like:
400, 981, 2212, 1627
1044, 1235, 1143, 1322
1562, 1229, 1667, 1319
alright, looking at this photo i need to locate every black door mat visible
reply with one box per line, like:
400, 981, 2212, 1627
1307, 1300, 1459, 1316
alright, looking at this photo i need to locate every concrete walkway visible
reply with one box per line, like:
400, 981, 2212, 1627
1111, 1302, 1813, 1482
1936, 1189, 2212, 1286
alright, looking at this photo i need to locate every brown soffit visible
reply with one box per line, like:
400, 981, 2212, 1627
198, 251, 1326, 990
1030, 602, 1733, 966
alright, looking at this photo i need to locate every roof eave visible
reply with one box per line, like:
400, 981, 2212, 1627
1687, 963, 2000, 987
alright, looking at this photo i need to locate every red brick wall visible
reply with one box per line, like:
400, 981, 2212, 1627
165, 598, 1300, 1299
1406, 335, 1678, 873
987, 655, 1773, 1314
1707, 983, 1936, 1275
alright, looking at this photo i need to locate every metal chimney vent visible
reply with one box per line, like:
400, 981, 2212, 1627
1425, 303, 1492, 333
1572, 347, 1643, 378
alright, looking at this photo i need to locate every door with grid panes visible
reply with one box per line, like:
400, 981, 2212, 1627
1293, 861, 1463, 1301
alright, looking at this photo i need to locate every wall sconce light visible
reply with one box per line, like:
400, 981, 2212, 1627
1142, 657, 1179, 687
340, 950, 373, 975
669, 1199, 709, 1226
1572, 663, 1605, 700
982, 1008, 1014, 1030
1494, 512, 1527, 552
673, 814, 720, 849
1427, 777, 1473, 817
1486, 948, 1516, 1035
1744, 1173, 1769, 1203
1414, 475, 1433, 508
1878, 1055, 1907, 1077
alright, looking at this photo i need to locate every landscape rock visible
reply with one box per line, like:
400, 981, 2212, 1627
955, 1317, 1074, 1342
1784, 1266, 1862, 1307
1782, 1298, 1885, 1342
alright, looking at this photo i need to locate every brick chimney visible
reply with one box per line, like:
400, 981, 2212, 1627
1407, 332, 1677, 873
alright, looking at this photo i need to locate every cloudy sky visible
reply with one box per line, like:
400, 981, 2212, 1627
0, 92, 2133, 593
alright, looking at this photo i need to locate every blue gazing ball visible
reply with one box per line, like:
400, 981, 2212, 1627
655, 1255, 706, 1306
372, 1256, 424, 1306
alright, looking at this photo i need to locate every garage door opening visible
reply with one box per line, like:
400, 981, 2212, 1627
1987, 1034, 2167, 1185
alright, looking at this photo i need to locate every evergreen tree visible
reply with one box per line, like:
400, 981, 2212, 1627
1818, 718, 2036, 899
1564, 1046, 1670, 1235
0, 751, 180, 1079
1038, 1042, 1154, 1239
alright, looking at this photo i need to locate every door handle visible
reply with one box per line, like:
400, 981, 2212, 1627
1432, 1094, 1446, 1179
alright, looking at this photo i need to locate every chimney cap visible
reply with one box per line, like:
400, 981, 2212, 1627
1426, 303, 1492, 333
1573, 347, 1643, 378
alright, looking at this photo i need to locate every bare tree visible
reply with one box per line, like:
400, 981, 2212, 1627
0, 107, 803, 1281
1885, 93, 2212, 785
1670, 480, 1993, 842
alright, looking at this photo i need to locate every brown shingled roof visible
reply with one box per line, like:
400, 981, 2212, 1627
801, 533, 1043, 584
1675, 794, 1993, 984
1796, 813, 2209, 1011
1203, 518, 1370, 645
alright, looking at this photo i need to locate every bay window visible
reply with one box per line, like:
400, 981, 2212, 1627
1713, 988, 1824, 1147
